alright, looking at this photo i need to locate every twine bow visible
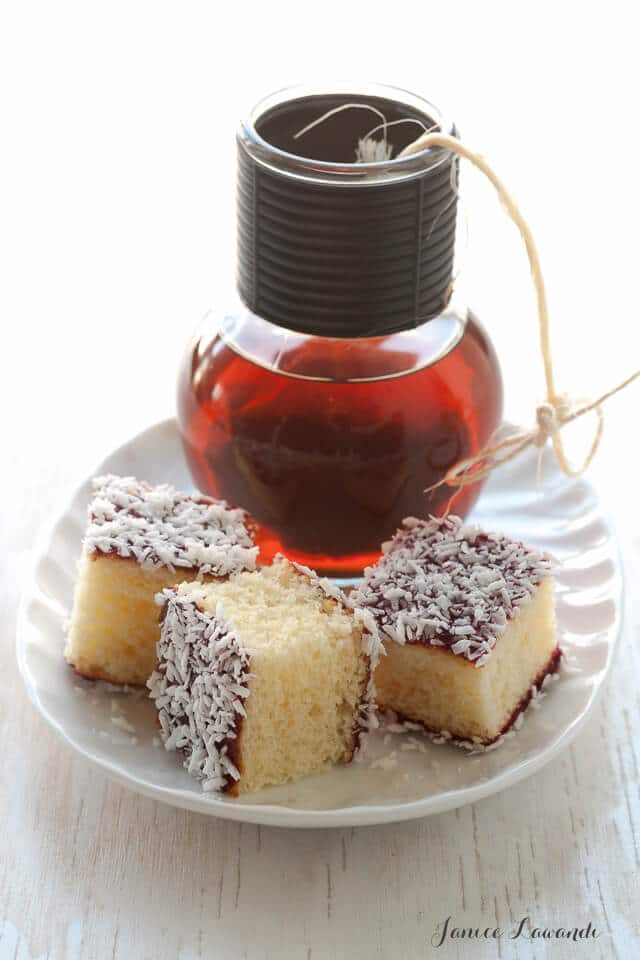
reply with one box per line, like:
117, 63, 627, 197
394, 131, 639, 492
534, 401, 561, 446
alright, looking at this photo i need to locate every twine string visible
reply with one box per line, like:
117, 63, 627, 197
396, 131, 639, 490
293, 106, 639, 489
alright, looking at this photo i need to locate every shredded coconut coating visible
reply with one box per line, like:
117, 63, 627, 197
148, 590, 252, 792
84, 475, 258, 575
352, 516, 555, 667
351, 605, 384, 737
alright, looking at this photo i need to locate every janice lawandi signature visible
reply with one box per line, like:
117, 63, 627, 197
432, 915, 600, 948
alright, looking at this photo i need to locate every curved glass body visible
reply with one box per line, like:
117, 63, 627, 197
178, 300, 503, 576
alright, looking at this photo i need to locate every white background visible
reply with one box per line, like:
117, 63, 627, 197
1, 2, 639, 958
2, 0, 639, 449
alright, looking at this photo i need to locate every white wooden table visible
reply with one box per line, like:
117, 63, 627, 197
2, 4, 640, 955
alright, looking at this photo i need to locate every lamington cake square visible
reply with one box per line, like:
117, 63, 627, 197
352, 516, 559, 745
149, 557, 378, 795
64, 475, 258, 686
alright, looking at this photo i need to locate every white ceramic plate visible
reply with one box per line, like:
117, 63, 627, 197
17, 419, 622, 827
